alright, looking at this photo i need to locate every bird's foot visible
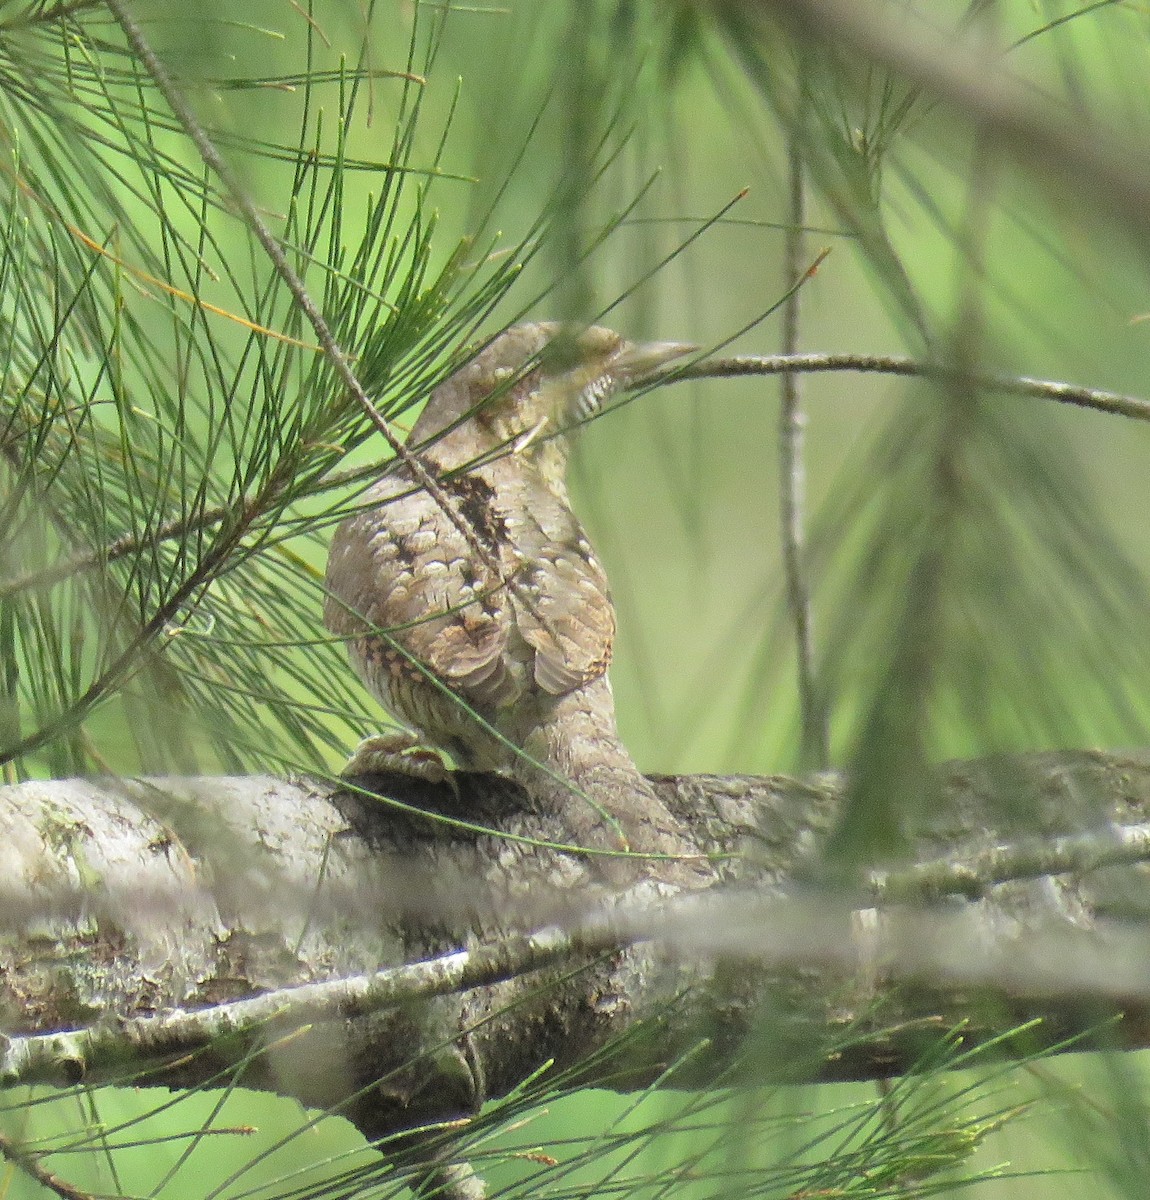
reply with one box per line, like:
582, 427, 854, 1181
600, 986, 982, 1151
341, 732, 456, 792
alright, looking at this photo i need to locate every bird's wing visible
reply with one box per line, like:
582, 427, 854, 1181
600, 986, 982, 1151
503, 491, 616, 696
325, 478, 517, 704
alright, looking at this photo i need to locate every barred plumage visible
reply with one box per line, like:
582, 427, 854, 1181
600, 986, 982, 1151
324, 323, 704, 880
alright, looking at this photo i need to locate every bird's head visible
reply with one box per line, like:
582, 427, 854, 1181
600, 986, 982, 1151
410, 322, 693, 468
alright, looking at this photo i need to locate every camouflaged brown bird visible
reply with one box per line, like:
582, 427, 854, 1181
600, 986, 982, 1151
324, 323, 704, 877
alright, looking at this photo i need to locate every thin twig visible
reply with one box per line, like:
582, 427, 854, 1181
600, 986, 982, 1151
0, 926, 578, 1085
0, 448, 387, 601
653, 351, 1150, 422
0, 1131, 94, 1200
870, 821, 1150, 902
0, 503, 231, 601
778, 127, 827, 769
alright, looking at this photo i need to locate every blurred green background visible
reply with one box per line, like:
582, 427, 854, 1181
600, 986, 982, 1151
7, 1, 1150, 1197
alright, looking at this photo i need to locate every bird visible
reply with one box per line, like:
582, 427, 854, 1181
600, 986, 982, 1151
324, 322, 704, 882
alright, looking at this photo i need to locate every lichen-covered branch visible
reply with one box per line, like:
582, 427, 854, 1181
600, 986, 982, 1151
2, 750, 1150, 1141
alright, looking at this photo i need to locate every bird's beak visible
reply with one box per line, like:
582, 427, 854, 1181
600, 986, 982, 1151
610, 338, 696, 388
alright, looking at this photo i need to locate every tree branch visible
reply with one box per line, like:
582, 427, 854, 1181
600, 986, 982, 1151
4, 750, 1150, 1141
653, 353, 1150, 423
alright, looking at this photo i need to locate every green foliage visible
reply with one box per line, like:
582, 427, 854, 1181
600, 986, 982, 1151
4, 1, 1150, 1199
0, 0, 523, 778
0, 1020, 1052, 1200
